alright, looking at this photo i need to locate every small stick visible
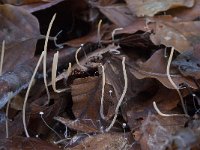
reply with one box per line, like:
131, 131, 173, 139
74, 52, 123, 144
106, 57, 128, 132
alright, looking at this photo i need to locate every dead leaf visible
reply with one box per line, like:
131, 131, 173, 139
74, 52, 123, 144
71, 76, 117, 130
129, 49, 197, 89
125, 0, 194, 17
0, 136, 60, 149
166, 0, 200, 21
0, 4, 40, 72
71, 132, 134, 150
134, 114, 187, 150
1, 0, 45, 5
172, 48, 200, 79
20, 0, 65, 13
98, 4, 135, 27
150, 21, 200, 53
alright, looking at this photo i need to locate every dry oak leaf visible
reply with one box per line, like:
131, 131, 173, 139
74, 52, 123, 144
125, 0, 194, 17
98, 4, 135, 27
0, 4, 40, 72
0, 136, 60, 149
150, 21, 200, 53
129, 49, 197, 89
1, 0, 48, 5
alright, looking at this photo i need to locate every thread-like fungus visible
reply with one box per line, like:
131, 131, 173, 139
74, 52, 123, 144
166, 47, 188, 116
75, 46, 87, 70
52, 51, 67, 93
106, 57, 127, 132
97, 19, 102, 42
43, 13, 56, 104
0, 40, 5, 76
23, 51, 45, 137
100, 65, 106, 120
111, 28, 123, 42
153, 101, 186, 117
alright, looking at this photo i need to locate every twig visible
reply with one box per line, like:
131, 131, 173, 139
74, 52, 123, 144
106, 57, 128, 132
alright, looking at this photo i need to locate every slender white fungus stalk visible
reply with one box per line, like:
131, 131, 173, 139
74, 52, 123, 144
75, 47, 87, 70
43, 14, 56, 104
153, 101, 186, 117
52, 51, 67, 93
166, 47, 188, 116
97, 19, 102, 42
111, 28, 123, 42
100, 65, 106, 120
23, 51, 45, 138
5, 97, 11, 138
106, 57, 127, 132
0, 40, 5, 76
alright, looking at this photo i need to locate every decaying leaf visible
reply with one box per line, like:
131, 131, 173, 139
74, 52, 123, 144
71, 76, 116, 130
129, 49, 197, 89
125, 0, 194, 17
98, 4, 135, 27
0, 136, 60, 149
172, 46, 200, 79
150, 21, 200, 53
134, 114, 188, 150
1, 0, 46, 5
71, 132, 134, 150
0, 4, 40, 72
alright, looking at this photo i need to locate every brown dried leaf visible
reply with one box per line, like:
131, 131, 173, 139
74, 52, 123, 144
0, 4, 40, 72
166, 0, 200, 21
1, 0, 44, 5
71, 132, 134, 150
71, 76, 116, 129
172, 50, 200, 79
20, 0, 65, 13
0, 112, 28, 138
0, 136, 60, 149
129, 49, 197, 89
125, 0, 194, 17
134, 114, 188, 150
150, 21, 200, 53
54, 116, 99, 133
98, 4, 135, 27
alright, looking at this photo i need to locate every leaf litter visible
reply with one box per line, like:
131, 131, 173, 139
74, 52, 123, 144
0, 0, 200, 149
